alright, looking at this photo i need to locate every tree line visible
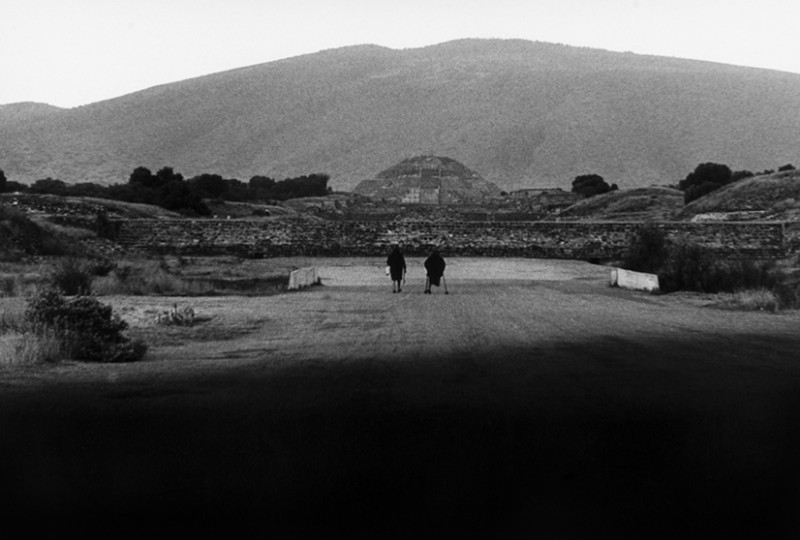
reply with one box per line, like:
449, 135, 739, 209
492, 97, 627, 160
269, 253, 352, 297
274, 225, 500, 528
0, 166, 331, 216
678, 162, 795, 203
570, 162, 796, 202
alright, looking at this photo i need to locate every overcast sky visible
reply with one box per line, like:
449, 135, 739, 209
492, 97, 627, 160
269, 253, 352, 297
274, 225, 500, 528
2, 0, 799, 108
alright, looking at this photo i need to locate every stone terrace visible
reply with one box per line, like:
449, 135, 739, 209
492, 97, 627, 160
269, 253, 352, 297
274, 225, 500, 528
115, 219, 800, 260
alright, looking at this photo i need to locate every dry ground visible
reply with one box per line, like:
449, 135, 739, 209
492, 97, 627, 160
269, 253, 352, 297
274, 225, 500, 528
1, 257, 799, 539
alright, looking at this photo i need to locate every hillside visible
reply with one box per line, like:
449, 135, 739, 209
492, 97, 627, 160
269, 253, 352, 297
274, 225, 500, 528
0, 192, 182, 220
2, 39, 800, 192
556, 187, 684, 221
679, 169, 800, 221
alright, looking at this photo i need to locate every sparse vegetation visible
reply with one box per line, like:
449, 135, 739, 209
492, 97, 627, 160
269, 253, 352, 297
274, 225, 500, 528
155, 304, 196, 326
623, 227, 799, 309
51, 257, 94, 295
94, 261, 199, 296
0, 204, 76, 259
90, 257, 289, 296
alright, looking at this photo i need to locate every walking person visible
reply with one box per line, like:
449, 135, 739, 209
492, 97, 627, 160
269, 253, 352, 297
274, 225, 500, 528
386, 244, 406, 293
424, 249, 446, 294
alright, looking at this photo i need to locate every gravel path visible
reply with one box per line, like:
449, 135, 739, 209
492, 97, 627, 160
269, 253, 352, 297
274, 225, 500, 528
1, 258, 799, 539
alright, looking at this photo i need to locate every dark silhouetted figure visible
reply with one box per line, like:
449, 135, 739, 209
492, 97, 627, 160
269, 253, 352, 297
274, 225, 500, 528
386, 245, 406, 293
424, 249, 446, 294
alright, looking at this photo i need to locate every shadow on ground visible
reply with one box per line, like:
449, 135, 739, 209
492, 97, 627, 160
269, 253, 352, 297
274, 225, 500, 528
1, 334, 799, 540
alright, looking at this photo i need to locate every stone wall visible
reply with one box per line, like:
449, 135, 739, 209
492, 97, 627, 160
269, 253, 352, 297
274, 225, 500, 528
115, 219, 792, 260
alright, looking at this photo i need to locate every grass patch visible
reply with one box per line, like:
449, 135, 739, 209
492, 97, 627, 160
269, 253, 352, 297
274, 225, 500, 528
92, 258, 288, 296
93, 262, 203, 296
0, 329, 64, 366
0, 304, 63, 366
713, 288, 781, 312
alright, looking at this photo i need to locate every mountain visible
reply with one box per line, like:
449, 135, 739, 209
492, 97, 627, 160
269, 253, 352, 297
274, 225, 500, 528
2, 39, 800, 192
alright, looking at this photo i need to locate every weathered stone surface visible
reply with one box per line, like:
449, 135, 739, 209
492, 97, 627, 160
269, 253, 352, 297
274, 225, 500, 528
288, 267, 318, 290
115, 219, 791, 260
610, 268, 660, 292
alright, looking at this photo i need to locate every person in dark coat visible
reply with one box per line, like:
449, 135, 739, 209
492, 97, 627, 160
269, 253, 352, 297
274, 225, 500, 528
386, 244, 406, 293
424, 249, 446, 294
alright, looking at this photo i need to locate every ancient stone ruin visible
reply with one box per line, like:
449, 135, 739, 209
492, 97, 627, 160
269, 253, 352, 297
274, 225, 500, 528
353, 155, 502, 204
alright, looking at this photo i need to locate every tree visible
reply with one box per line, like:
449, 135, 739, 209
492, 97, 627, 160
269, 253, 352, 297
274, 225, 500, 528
0, 169, 6, 193
249, 175, 276, 192
678, 163, 732, 191
128, 166, 155, 188
571, 174, 615, 198
155, 166, 183, 185
188, 173, 228, 199
158, 179, 210, 216
778, 163, 796, 172
31, 178, 68, 196
679, 162, 733, 203
731, 170, 754, 182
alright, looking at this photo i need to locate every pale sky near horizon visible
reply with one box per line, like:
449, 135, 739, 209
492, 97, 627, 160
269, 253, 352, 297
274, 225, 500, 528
2, 0, 799, 108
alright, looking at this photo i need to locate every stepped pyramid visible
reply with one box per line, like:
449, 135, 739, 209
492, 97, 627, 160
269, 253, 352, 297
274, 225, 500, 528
353, 156, 502, 204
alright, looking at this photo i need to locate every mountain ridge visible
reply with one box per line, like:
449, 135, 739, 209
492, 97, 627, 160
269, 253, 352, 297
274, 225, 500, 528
1, 39, 799, 192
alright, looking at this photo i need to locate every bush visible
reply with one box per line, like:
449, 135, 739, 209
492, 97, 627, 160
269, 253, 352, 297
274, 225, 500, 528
51, 257, 93, 295
658, 243, 777, 294
623, 226, 668, 274
622, 230, 794, 307
0, 275, 18, 297
95, 210, 119, 240
24, 288, 146, 362
773, 279, 800, 309
720, 289, 781, 312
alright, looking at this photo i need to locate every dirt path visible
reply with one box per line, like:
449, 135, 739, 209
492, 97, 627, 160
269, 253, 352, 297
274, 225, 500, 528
1, 258, 799, 539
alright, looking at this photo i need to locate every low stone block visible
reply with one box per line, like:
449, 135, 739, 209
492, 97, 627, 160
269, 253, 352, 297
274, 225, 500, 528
611, 267, 660, 292
288, 267, 318, 290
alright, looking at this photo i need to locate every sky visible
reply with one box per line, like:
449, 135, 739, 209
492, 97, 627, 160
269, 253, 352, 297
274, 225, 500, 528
2, 0, 800, 108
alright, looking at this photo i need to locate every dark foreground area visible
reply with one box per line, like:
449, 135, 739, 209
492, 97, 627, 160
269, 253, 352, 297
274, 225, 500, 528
1, 333, 799, 540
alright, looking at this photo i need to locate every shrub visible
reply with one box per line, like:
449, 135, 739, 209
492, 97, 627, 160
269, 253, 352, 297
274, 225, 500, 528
87, 258, 116, 277
94, 210, 119, 240
51, 257, 93, 295
623, 226, 668, 274
773, 279, 800, 309
658, 243, 777, 294
24, 288, 146, 362
0, 275, 18, 297
720, 289, 781, 312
